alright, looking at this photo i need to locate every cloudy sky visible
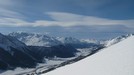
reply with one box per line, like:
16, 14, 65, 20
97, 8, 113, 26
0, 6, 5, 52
0, 0, 134, 39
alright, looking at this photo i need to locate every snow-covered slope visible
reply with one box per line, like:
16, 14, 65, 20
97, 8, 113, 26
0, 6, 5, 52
9, 32, 61, 47
43, 35, 134, 75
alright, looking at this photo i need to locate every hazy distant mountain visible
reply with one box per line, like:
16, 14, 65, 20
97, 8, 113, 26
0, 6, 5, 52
56, 37, 102, 48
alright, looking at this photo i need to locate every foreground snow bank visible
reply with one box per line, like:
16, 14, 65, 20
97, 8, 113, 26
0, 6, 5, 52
43, 35, 134, 75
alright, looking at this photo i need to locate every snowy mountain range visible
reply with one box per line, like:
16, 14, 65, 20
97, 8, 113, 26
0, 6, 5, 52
9, 32, 102, 49
10, 32, 131, 51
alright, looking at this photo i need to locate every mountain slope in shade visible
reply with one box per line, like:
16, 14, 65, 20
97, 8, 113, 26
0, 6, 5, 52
0, 33, 37, 69
43, 35, 134, 75
0, 33, 26, 52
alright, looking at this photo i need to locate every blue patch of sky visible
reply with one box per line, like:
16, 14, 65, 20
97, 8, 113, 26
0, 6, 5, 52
8, 0, 134, 21
0, 0, 134, 39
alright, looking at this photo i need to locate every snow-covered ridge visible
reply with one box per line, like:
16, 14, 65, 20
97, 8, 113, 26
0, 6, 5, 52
102, 34, 134, 47
43, 34, 134, 75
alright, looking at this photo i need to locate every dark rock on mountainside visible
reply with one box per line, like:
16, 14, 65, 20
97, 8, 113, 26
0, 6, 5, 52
28, 44, 78, 60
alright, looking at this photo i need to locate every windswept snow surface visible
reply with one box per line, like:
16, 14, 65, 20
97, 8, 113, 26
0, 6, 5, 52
43, 35, 134, 75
